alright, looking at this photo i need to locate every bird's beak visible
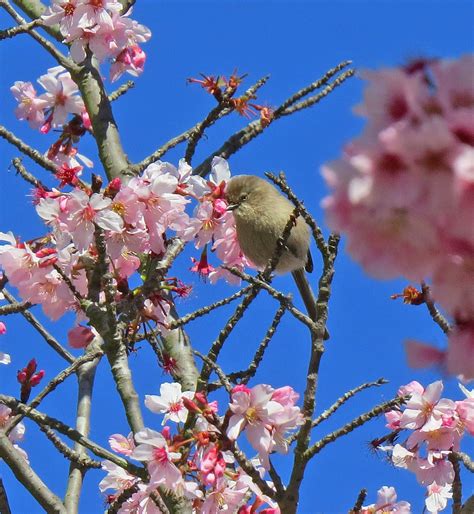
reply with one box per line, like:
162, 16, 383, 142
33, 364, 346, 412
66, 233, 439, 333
227, 203, 239, 211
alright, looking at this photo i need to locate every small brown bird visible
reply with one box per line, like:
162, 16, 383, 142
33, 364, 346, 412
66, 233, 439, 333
226, 174, 328, 338
225, 175, 313, 274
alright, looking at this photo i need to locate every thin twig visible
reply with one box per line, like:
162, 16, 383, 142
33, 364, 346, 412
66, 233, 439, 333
167, 284, 253, 331
312, 378, 388, 429
39, 425, 101, 469
11, 157, 49, 190
0, 125, 58, 173
1, 0, 76, 70
0, 18, 41, 39
227, 304, 286, 386
0, 395, 146, 479
131, 75, 270, 174
0, 478, 12, 514
421, 282, 451, 334
449, 452, 462, 514
453, 451, 474, 472
266, 171, 328, 259
108, 81, 135, 102
6, 349, 104, 436
305, 396, 407, 460
192, 62, 354, 178
0, 433, 66, 513
0, 301, 32, 315
194, 350, 232, 393
350, 488, 367, 513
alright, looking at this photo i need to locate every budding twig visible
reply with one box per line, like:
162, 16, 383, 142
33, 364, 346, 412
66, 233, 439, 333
5, 348, 104, 436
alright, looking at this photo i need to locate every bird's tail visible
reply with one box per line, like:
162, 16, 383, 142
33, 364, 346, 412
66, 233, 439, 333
291, 268, 329, 340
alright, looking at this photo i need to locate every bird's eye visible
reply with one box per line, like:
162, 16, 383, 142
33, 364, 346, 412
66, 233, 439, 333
240, 193, 248, 202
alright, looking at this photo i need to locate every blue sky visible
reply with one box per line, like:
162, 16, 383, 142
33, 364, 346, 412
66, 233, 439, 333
1, 1, 473, 512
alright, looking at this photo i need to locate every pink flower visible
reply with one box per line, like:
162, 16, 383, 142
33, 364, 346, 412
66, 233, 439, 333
198, 445, 226, 486
109, 433, 135, 456
144, 382, 194, 425
65, 189, 124, 250
37, 66, 85, 128
425, 482, 452, 513
445, 323, 474, 381
131, 428, 182, 488
10, 81, 47, 129
99, 460, 137, 493
0, 322, 6, 335
67, 326, 95, 349
41, 0, 81, 35
404, 340, 446, 370
227, 384, 284, 468
110, 44, 146, 82
72, 0, 122, 31
200, 477, 249, 514
361, 486, 411, 513
400, 380, 456, 432
456, 398, 474, 435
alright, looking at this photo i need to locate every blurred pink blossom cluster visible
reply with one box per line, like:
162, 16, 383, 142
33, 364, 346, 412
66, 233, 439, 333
379, 380, 473, 513
0, 157, 248, 337
100, 381, 299, 512
41, 0, 151, 81
321, 55, 474, 379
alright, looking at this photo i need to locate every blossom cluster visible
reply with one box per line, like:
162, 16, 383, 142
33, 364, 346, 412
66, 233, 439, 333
41, 0, 151, 81
11, 65, 93, 184
0, 157, 249, 339
321, 55, 474, 379
100, 382, 302, 513
378, 380, 473, 513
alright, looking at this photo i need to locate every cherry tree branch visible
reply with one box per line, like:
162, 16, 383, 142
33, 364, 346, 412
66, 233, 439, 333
6, 348, 104, 436
0, 395, 146, 478
0, 433, 66, 513
0, 478, 11, 514
64, 349, 101, 513
305, 396, 407, 460
421, 282, 451, 334
311, 378, 388, 429
192, 62, 354, 178
0, 125, 58, 173
131, 75, 270, 174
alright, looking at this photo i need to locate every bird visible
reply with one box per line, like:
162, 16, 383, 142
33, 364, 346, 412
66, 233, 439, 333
226, 175, 328, 339
225, 174, 313, 275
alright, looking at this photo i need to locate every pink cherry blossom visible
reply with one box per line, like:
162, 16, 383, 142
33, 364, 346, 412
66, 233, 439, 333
37, 66, 85, 129
10, 81, 47, 129
0, 322, 6, 335
109, 433, 135, 456
361, 485, 411, 513
131, 428, 182, 488
67, 325, 95, 349
227, 384, 285, 468
404, 340, 446, 370
425, 482, 452, 513
99, 460, 137, 493
65, 189, 124, 250
41, 0, 81, 35
446, 323, 474, 381
200, 477, 249, 514
144, 382, 194, 425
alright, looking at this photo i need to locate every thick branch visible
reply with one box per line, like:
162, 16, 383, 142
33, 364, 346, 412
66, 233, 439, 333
0, 433, 66, 513
64, 350, 101, 514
